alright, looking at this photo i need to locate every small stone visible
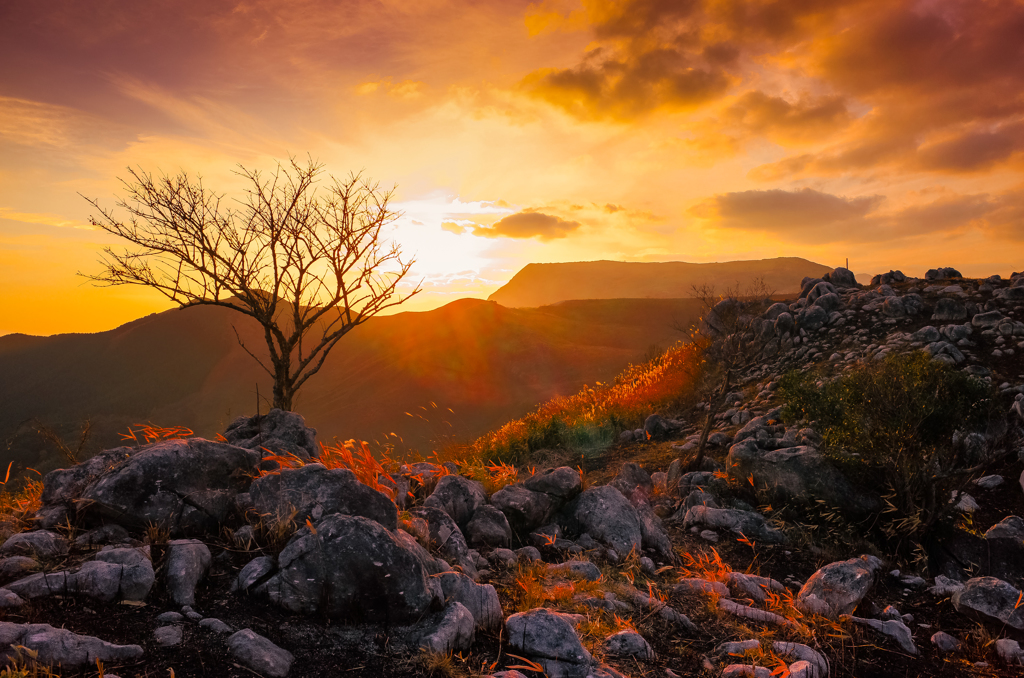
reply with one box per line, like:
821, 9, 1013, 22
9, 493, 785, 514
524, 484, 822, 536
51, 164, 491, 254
154, 625, 183, 647
700, 530, 719, 542
227, 629, 294, 678
155, 611, 185, 624
199, 618, 233, 634
603, 630, 654, 660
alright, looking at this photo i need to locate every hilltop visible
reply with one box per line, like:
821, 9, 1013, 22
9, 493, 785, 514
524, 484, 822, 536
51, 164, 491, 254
487, 258, 833, 308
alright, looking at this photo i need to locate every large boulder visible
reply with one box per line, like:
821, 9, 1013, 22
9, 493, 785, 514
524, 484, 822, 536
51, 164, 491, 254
39, 447, 136, 508
726, 441, 881, 516
423, 475, 486, 530
506, 608, 593, 678
0, 622, 143, 668
249, 464, 397, 531
226, 629, 294, 678
258, 514, 441, 622
797, 555, 883, 618
490, 485, 558, 537
224, 408, 318, 459
609, 463, 653, 499
77, 439, 261, 535
465, 505, 512, 548
7, 546, 154, 603
165, 539, 211, 607
559, 486, 642, 556
932, 297, 968, 321
0, 531, 67, 559
952, 577, 1024, 630
409, 506, 478, 578
827, 267, 857, 288
796, 305, 828, 332
522, 467, 582, 502
437, 571, 503, 630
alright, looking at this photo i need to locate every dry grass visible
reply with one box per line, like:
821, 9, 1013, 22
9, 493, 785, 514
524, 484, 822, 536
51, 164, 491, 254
471, 341, 704, 463
0, 465, 44, 546
0, 647, 63, 678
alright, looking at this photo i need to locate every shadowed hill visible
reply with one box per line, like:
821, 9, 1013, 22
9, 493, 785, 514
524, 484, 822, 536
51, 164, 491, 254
487, 258, 832, 308
0, 297, 706, 472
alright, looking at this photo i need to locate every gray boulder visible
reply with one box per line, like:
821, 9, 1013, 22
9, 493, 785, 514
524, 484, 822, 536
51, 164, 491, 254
609, 463, 653, 499
165, 539, 211, 607
424, 475, 486, 530
828, 267, 857, 288
224, 408, 317, 460
797, 555, 883, 618
506, 608, 593, 677
259, 514, 441, 622
7, 546, 154, 603
559, 486, 642, 556
154, 625, 182, 647
0, 622, 143, 667
249, 463, 397, 530
0, 531, 67, 559
603, 630, 654, 660
726, 441, 881, 515
39, 447, 136, 508
199, 618, 234, 634
78, 438, 261, 535
490, 485, 558, 536
774, 312, 795, 335
952, 577, 1024, 630
926, 267, 961, 281
410, 506, 478, 578
813, 292, 842, 313
0, 556, 39, 583
796, 305, 828, 331
681, 506, 784, 544
73, 524, 131, 548
932, 297, 968, 321
233, 555, 276, 594
419, 601, 475, 654
763, 302, 789, 320
523, 467, 582, 501
985, 516, 1024, 540
806, 281, 837, 303
227, 628, 294, 678
437, 571, 502, 630
466, 505, 512, 548
642, 414, 671, 439
0, 589, 23, 608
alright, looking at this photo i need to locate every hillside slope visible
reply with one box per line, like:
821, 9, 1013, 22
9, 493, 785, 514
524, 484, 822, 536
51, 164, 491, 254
487, 258, 832, 308
0, 297, 705, 472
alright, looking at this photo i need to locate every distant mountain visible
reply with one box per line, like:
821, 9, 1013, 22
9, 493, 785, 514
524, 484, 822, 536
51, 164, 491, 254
0, 297, 706, 473
487, 258, 832, 308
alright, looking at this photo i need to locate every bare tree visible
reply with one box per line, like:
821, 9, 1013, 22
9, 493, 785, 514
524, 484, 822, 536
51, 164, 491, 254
682, 277, 775, 471
83, 158, 419, 411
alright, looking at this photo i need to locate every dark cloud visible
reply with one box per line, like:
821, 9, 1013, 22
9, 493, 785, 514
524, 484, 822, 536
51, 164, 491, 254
525, 46, 731, 120
690, 187, 1024, 242
726, 91, 851, 140
604, 203, 625, 213
471, 210, 581, 239
916, 123, 1024, 172
689, 188, 883, 236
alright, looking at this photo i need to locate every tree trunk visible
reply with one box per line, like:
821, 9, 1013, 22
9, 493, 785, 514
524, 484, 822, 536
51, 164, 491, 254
687, 371, 731, 472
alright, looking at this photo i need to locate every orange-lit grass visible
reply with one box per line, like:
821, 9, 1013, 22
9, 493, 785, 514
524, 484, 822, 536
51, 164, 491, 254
506, 560, 605, 614
259, 439, 399, 501
0, 471, 44, 544
472, 341, 705, 462
119, 423, 194, 446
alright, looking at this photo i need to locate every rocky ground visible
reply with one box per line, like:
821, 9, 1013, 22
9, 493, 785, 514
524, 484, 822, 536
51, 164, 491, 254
1, 267, 1024, 677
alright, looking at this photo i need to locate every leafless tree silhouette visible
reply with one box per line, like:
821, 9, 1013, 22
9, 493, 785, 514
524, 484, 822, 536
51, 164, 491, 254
83, 158, 419, 410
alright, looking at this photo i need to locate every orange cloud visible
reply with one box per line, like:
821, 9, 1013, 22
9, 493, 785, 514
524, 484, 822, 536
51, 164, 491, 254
470, 210, 581, 239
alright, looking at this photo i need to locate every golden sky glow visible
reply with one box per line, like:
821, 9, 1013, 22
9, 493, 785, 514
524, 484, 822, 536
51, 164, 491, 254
2, 0, 1024, 336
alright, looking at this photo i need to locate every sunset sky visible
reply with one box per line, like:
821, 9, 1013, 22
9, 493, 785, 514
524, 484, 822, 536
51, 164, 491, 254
2, 0, 1023, 336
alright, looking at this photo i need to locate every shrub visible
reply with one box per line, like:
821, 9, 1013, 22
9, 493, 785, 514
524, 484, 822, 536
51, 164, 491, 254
778, 352, 998, 557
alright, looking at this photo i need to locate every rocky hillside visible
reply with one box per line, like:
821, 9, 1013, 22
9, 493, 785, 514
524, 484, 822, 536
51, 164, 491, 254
1, 266, 1023, 677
